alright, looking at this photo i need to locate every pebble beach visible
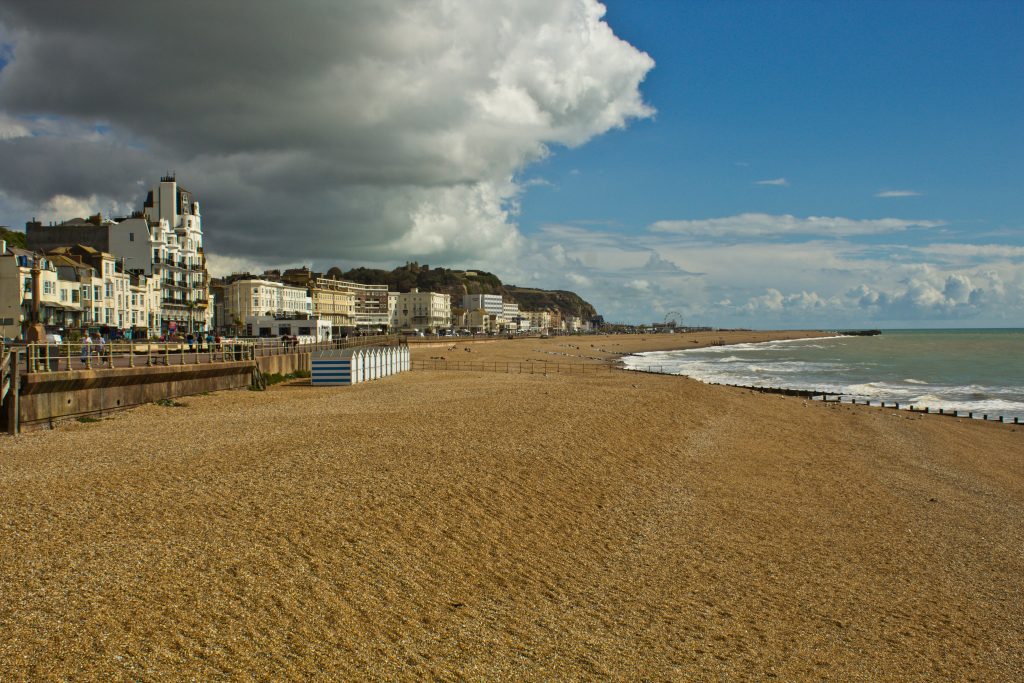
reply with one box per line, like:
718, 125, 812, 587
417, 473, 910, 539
1, 331, 1022, 680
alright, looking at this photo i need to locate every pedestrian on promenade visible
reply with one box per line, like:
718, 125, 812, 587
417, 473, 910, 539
80, 333, 91, 365
96, 333, 106, 366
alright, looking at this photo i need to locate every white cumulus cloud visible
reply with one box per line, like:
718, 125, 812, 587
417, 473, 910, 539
876, 189, 922, 198
649, 213, 943, 238
0, 0, 654, 267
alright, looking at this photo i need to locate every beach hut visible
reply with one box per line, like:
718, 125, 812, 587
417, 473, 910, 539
386, 346, 397, 376
351, 348, 365, 384
311, 350, 353, 386
370, 347, 381, 380
402, 345, 410, 371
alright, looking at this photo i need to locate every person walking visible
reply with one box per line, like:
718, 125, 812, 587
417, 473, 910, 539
96, 333, 107, 366
80, 333, 91, 366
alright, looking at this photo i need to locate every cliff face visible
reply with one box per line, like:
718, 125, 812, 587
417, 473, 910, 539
340, 263, 597, 319
502, 286, 597, 320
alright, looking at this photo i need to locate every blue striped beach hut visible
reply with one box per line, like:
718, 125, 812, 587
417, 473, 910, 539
311, 350, 353, 386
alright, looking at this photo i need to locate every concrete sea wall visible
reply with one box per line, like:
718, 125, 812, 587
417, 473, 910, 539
16, 351, 313, 430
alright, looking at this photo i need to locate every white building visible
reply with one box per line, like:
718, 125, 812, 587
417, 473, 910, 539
245, 314, 331, 342
462, 293, 503, 318
387, 292, 399, 331
500, 301, 521, 331
528, 310, 552, 333
395, 288, 451, 333
219, 277, 313, 325
26, 176, 210, 334
0, 245, 65, 339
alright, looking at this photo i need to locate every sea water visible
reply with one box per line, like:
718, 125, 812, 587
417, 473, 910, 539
621, 329, 1024, 420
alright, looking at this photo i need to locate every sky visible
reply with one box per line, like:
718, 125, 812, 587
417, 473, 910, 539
0, 0, 1021, 327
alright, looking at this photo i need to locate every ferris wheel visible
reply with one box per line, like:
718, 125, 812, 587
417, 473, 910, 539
663, 311, 682, 327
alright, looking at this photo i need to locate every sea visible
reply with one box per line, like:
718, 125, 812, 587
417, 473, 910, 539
621, 329, 1024, 420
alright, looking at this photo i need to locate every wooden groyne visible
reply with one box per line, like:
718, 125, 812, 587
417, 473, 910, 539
624, 365, 1021, 425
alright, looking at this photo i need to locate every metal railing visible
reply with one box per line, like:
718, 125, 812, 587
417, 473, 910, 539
20, 334, 399, 374
412, 359, 614, 374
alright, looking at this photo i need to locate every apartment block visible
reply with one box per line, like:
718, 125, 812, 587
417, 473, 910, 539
395, 288, 451, 332
282, 268, 389, 333
462, 293, 503, 318
27, 176, 210, 334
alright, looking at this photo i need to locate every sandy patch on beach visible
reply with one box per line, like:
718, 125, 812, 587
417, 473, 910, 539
1, 332, 1022, 680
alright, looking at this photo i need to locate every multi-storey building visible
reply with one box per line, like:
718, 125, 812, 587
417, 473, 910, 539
395, 288, 451, 333
500, 301, 521, 331
282, 268, 389, 333
48, 245, 129, 331
462, 293, 503, 318
527, 310, 552, 333
215, 277, 313, 327
26, 176, 209, 334
0, 245, 66, 339
387, 292, 399, 331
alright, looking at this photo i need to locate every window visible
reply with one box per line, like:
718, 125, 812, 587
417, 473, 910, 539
23, 277, 31, 292
71, 290, 79, 303
129, 232, 135, 242
105, 282, 113, 298
60, 288, 67, 302
94, 285, 101, 301
131, 294, 137, 306
105, 308, 112, 324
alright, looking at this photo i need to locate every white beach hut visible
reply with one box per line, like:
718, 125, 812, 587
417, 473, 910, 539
351, 348, 365, 384
372, 347, 383, 380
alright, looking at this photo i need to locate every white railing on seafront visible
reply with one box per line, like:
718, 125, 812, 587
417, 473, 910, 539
19, 334, 399, 374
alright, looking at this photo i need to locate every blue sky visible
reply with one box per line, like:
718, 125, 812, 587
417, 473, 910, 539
508, 1, 1023, 327
523, 0, 1023, 230
0, 1, 1021, 327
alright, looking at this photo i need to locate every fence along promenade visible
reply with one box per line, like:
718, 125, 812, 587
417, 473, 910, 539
18, 334, 399, 374
412, 359, 614, 374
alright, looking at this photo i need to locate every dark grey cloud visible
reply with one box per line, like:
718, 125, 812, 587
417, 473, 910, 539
0, 0, 654, 268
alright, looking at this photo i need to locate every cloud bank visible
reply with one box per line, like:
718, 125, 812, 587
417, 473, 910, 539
0, 0, 654, 266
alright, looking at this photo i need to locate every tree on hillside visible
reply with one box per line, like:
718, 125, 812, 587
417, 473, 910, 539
0, 227, 27, 249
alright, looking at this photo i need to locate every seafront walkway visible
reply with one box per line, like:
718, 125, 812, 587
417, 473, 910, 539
12, 335, 398, 374
0, 335, 400, 433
